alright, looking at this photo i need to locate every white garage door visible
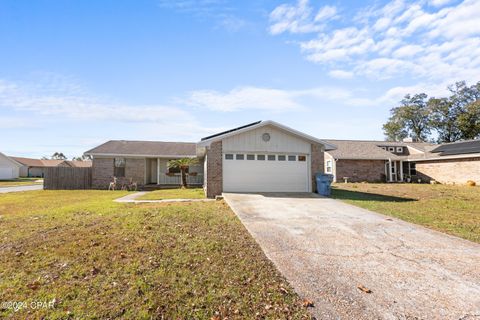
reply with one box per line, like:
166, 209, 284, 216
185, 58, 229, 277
0, 167, 15, 180
223, 153, 309, 192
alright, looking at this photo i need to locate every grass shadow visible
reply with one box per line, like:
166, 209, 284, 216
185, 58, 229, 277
331, 188, 416, 202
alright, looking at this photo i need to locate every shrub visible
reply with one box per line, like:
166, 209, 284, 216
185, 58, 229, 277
466, 180, 476, 187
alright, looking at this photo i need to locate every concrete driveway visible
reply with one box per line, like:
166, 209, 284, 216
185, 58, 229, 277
0, 184, 43, 193
224, 193, 480, 320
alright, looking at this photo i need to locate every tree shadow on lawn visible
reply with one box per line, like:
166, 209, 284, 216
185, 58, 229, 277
331, 188, 417, 202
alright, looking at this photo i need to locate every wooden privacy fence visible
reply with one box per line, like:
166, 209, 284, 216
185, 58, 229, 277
44, 167, 92, 190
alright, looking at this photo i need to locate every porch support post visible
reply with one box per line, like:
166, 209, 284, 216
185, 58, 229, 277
399, 160, 404, 182
157, 158, 160, 185
388, 158, 393, 182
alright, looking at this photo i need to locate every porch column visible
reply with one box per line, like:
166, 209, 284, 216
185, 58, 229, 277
157, 158, 160, 185
388, 158, 393, 182
399, 160, 404, 182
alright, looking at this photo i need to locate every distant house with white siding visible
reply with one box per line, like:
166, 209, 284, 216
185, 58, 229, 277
0, 152, 22, 180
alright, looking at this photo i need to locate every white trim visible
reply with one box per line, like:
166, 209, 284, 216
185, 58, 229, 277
388, 159, 393, 182
399, 160, 404, 181
197, 120, 336, 150
157, 158, 160, 185
0, 153, 23, 168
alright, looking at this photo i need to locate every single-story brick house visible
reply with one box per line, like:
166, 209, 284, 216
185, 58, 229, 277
324, 139, 480, 184
85, 121, 335, 197
10, 157, 92, 177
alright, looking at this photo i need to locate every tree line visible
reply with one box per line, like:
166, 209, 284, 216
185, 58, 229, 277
41, 152, 92, 161
383, 81, 480, 143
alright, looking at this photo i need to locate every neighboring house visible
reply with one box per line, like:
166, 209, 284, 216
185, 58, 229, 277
0, 152, 22, 180
197, 121, 335, 197
324, 139, 480, 184
68, 160, 93, 168
84, 141, 203, 189
9, 157, 86, 177
410, 139, 480, 185
85, 120, 334, 197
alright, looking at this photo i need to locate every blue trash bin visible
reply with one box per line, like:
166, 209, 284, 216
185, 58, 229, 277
316, 173, 334, 196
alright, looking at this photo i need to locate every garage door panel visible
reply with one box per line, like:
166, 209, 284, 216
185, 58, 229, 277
223, 156, 309, 192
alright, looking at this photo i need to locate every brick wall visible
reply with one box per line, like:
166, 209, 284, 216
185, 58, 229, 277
92, 157, 145, 189
311, 143, 325, 191
205, 141, 222, 198
335, 159, 386, 183
415, 157, 480, 184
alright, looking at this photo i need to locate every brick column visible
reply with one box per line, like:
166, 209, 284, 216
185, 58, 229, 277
206, 141, 223, 198
311, 143, 325, 192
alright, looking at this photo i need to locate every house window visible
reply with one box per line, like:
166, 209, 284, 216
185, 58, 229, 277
410, 163, 417, 175
267, 155, 276, 161
288, 155, 296, 161
298, 155, 306, 162
247, 154, 255, 160
257, 155, 266, 160
396, 147, 403, 153
388, 147, 395, 152
326, 160, 333, 173
114, 158, 126, 177
236, 154, 244, 160
278, 155, 286, 161
381, 147, 387, 150
225, 154, 234, 160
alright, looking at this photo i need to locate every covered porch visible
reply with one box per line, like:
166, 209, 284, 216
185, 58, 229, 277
385, 159, 415, 182
145, 158, 204, 186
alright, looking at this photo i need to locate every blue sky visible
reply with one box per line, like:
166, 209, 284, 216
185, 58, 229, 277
1, 0, 479, 158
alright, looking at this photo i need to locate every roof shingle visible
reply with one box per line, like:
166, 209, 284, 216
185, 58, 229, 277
84, 140, 197, 157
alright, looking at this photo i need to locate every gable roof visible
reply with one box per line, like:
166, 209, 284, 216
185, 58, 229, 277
84, 140, 197, 157
324, 139, 435, 160
198, 120, 336, 150
0, 153, 23, 167
10, 157, 69, 167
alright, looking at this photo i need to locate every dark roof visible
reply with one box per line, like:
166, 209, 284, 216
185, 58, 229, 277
430, 139, 480, 156
201, 121, 261, 141
323, 139, 434, 160
84, 140, 197, 157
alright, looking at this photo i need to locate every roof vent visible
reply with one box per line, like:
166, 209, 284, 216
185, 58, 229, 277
402, 137, 416, 142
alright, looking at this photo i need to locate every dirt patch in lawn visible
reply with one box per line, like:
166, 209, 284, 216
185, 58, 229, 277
0, 190, 311, 319
332, 183, 480, 243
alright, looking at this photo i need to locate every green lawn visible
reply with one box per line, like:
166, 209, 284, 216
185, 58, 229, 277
138, 187, 205, 200
0, 178, 43, 187
0, 190, 310, 319
331, 183, 480, 243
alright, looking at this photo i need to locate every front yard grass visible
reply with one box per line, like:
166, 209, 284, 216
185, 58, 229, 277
0, 178, 43, 187
331, 183, 480, 243
0, 190, 310, 319
138, 187, 205, 200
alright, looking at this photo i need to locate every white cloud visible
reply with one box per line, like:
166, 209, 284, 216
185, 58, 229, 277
270, 0, 480, 85
328, 69, 354, 79
0, 75, 222, 144
183, 85, 383, 111
184, 86, 304, 112
314, 5, 338, 22
269, 0, 337, 35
